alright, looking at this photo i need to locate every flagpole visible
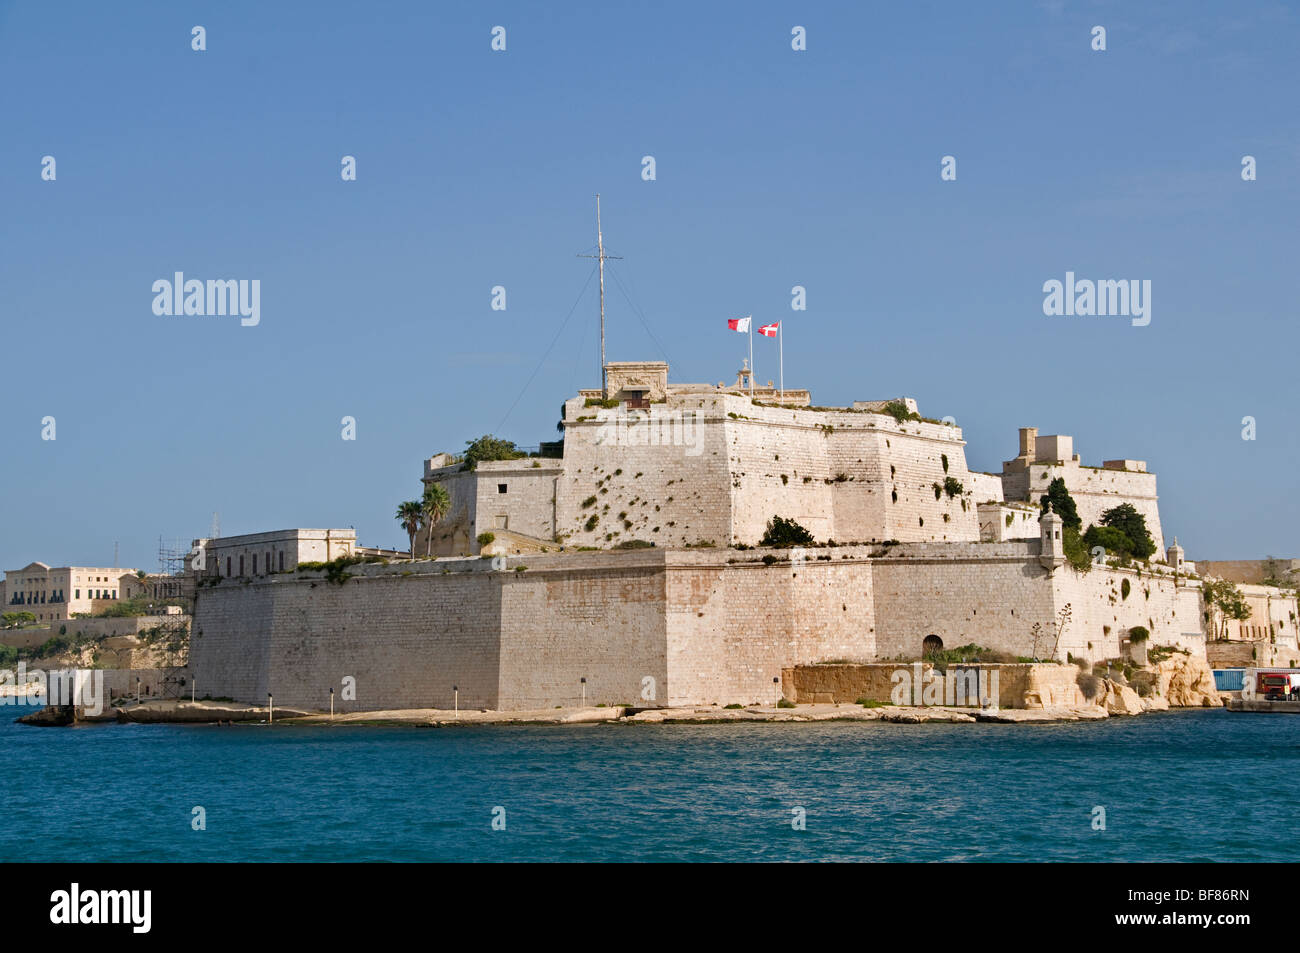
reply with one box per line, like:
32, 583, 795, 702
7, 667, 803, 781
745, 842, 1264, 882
779, 321, 784, 403
748, 318, 754, 397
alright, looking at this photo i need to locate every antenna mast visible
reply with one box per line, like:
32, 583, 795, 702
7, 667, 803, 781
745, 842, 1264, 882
577, 194, 621, 396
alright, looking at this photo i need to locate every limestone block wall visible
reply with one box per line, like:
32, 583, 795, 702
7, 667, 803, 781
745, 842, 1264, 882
969, 471, 1005, 504
1050, 564, 1199, 663
782, 661, 1085, 709
727, 399, 978, 544
496, 555, 668, 708
664, 549, 877, 706
557, 393, 980, 549
471, 461, 561, 544
558, 398, 733, 548
870, 545, 1055, 661
418, 466, 478, 556
977, 502, 1040, 542
192, 563, 505, 711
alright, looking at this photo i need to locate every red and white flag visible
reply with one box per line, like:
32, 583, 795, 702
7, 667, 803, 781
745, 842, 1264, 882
727, 316, 751, 333
758, 322, 779, 337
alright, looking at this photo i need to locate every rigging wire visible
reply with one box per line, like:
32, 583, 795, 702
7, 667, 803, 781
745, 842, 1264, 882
495, 264, 598, 433
607, 261, 672, 365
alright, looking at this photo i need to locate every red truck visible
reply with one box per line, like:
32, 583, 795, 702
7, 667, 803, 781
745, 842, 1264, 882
1254, 671, 1300, 700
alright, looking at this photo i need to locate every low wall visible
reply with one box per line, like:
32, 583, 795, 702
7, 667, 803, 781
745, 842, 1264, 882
1, 615, 189, 649
782, 662, 1084, 709
1207, 641, 1300, 669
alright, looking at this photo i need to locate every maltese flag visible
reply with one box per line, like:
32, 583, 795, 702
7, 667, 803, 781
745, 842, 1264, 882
727, 316, 751, 333
758, 322, 779, 337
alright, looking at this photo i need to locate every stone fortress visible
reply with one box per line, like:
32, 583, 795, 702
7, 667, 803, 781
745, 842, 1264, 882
188, 361, 1300, 712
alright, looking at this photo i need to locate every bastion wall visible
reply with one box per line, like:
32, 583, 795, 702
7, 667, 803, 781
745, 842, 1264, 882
190, 540, 1208, 711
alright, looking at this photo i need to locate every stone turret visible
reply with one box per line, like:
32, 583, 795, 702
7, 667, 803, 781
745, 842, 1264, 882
1166, 537, 1184, 571
1039, 503, 1064, 573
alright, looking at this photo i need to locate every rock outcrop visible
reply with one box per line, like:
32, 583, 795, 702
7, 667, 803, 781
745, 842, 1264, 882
1152, 654, 1220, 708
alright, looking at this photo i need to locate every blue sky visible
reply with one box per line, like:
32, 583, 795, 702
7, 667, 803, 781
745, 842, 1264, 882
2, 0, 1297, 570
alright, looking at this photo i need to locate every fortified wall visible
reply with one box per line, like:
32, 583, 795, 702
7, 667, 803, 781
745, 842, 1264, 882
191, 534, 1203, 711
419, 366, 983, 554
189, 361, 1217, 713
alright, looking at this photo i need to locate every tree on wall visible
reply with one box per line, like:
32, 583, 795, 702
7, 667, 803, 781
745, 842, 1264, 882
1099, 503, 1156, 559
395, 501, 423, 560
422, 484, 452, 557
1083, 524, 1133, 558
463, 434, 526, 470
1038, 478, 1081, 530
1203, 578, 1251, 641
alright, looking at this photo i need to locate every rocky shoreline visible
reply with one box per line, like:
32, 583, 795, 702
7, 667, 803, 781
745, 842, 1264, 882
13, 696, 1222, 728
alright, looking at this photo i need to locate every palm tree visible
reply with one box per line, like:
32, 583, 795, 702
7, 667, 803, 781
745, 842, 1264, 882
422, 483, 451, 557
395, 501, 423, 561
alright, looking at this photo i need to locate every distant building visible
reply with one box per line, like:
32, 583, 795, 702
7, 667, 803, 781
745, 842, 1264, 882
3, 562, 141, 623
191, 529, 357, 580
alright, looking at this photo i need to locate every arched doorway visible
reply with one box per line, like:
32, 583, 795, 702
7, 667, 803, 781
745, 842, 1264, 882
922, 634, 944, 658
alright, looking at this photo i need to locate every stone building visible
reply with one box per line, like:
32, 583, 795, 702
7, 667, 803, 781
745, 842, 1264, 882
3, 562, 141, 622
188, 361, 1231, 712
1001, 427, 1164, 553
190, 529, 358, 580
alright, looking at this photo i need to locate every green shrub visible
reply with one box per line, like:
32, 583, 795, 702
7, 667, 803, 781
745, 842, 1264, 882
1083, 524, 1133, 557
476, 532, 496, 546
761, 516, 814, 548
881, 400, 919, 423
462, 434, 526, 470
776, 698, 796, 709
1063, 525, 1092, 572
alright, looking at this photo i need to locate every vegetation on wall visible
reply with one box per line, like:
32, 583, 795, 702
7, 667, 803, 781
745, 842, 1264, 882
761, 516, 814, 548
462, 434, 526, 470
1038, 477, 1081, 530
1203, 578, 1251, 640
1097, 503, 1156, 560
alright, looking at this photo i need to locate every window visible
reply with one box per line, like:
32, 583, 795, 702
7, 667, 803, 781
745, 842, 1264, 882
239, 556, 245, 575
75, 589, 79, 599
278, 551, 284, 571
227, 557, 232, 577
498, 483, 508, 494
253, 555, 258, 574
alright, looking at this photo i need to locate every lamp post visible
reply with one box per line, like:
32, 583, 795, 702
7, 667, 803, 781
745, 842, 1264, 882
329, 687, 334, 720
580, 677, 587, 708
453, 685, 459, 719
136, 676, 141, 705
268, 692, 273, 725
